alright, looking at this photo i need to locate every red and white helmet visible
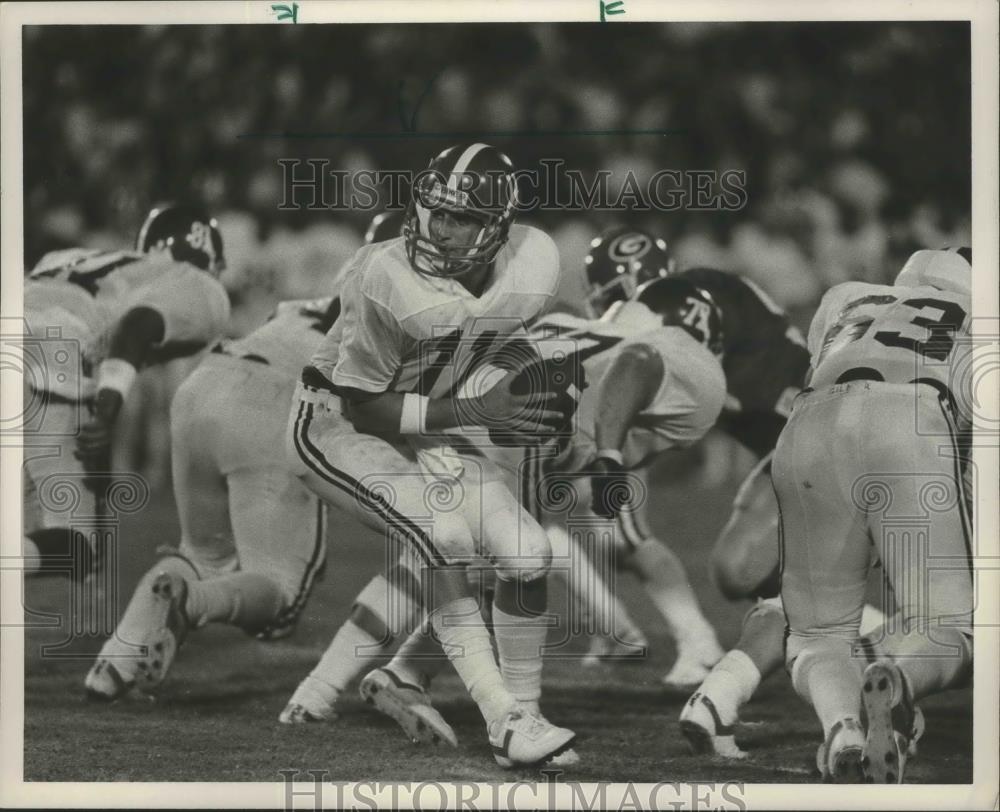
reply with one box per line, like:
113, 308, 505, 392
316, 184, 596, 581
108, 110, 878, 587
403, 143, 518, 277
894, 246, 971, 296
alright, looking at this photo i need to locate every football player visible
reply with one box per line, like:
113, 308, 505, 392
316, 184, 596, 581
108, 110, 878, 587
22, 205, 229, 580
285, 143, 577, 768
84, 295, 339, 698
580, 228, 884, 757
326, 273, 730, 749
774, 247, 973, 783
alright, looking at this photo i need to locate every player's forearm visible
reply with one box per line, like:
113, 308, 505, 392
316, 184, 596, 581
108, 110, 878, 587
594, 346, 662, 453
343, 391, 478, 436
95, 306, 166, 422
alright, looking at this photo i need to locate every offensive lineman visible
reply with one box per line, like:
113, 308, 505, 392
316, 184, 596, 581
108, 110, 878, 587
22, 206, 229, 580
285, 143, 576, 768
576, 228, 830, 755
84, 296, 339, 698
775, 247, 973, 783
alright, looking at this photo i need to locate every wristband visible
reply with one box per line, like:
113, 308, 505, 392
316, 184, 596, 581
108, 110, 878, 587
399, 393, 429, 435
595, 448, 624, 466
96, 358, 138, 400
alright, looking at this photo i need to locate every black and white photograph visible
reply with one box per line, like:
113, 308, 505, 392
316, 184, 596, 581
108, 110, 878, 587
1, 1, 997, 808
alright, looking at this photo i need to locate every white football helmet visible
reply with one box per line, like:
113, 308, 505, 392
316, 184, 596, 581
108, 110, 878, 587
894, 247, 971, 296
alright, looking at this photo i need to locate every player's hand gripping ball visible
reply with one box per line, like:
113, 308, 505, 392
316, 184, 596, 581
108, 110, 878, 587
486, 338, 586, 448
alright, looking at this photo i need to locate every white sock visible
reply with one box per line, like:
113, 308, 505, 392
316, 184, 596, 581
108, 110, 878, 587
491, 606, 546, 709
387, 622, 449, 689
303, 619, 380, 704
792, 643, 864, 737
185, 573, 285, 631
431, 597, 514, 726
695, 649, 762, 725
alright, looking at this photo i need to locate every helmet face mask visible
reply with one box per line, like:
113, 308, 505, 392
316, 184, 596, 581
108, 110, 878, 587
403, 143, 517, 279
585, 228, 675, 317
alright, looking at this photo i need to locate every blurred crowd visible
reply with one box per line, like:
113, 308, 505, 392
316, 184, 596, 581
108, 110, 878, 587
22, 21, 971, 486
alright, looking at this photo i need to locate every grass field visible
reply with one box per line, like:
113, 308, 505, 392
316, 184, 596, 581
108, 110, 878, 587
22, 445, 973, 784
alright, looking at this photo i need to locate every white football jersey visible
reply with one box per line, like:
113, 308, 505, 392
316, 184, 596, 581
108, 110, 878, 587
529, 306, 727, 466
225, 297, 337, 377
808, 281, 971, 422
308, 224, 560, 398
24, 248, 230, 399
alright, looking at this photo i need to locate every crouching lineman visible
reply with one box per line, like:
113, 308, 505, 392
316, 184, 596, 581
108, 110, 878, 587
577, 228, 814, 697
84, 296, 340, 698
775, 247, 973, 782
579, 229, 884, 757
22, 205, 229, 581
286, 143, 577, 768
293, 273, 730, 749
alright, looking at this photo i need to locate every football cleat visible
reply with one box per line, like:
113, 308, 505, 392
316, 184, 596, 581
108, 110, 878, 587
84, 658, 135, 701
279, 678, 339, 724
489, 709, 577, 769
84, 569, 190, 699
860, 660, 925, 784
815, 717, 867, 783
131, 571, 190, 692
679, 692, 747, 759
359, 668, 458, 747
581, 633, 648, 667
279, 702, 335, 725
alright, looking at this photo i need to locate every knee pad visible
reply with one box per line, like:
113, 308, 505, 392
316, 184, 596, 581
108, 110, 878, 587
492, 529, 551, 583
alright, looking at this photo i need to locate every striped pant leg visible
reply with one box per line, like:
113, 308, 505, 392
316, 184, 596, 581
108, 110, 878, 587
288, 396, 454, 569
228, 465, 328, 635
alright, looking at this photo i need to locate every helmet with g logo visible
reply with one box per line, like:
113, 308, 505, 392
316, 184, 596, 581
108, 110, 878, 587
585, 227, 675, 317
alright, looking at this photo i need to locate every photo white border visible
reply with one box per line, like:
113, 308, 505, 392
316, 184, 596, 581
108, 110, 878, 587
1, 1, 997, 808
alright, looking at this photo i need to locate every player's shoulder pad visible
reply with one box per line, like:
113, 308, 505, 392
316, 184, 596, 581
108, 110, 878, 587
354, 240, 409, 304
168, 258, 230, 318
504, 224, 560, 296
29, 246, 128, 276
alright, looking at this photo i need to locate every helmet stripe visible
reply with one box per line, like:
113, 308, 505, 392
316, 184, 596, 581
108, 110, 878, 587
448, 143, 490, 190
135, 207, 162, 253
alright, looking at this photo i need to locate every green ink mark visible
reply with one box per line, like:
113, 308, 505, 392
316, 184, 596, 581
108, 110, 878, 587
599, 0, 625, 21
271, 2, 298, 23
